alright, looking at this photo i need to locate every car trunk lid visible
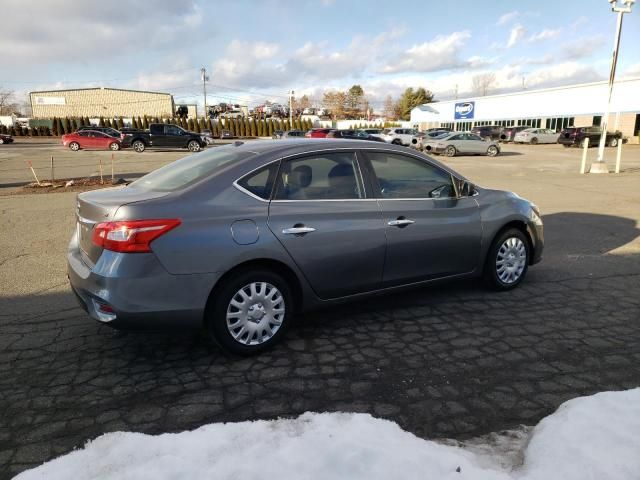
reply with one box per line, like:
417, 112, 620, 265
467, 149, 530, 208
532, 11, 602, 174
76, 186, 170, 266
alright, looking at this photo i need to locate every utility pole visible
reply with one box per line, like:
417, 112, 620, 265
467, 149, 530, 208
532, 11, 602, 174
289, 90, 294, 126
591, 0, 634, 174
200, 67, 209, 118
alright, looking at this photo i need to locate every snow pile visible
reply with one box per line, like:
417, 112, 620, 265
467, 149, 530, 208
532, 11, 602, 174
15, 389, 640, 480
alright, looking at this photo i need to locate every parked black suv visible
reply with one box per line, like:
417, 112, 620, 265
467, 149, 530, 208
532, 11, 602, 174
471, 125, 502, 141
123, 123, 207, 153
558, 126, 622, 147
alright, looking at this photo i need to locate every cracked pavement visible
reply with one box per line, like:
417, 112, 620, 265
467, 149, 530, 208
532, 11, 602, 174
1, 143, 640, 478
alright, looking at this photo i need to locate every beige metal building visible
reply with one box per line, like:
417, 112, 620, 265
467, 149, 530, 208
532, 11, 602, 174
30, 87, 175, 118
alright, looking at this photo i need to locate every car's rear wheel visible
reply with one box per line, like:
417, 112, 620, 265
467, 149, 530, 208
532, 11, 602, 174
187, 140, 201, 152
109, 142, 120, 151
69, 142, 80, 151
608, 137, 619, 147
530, 137, 538, 145
484, 228, 530, 291
487, 145, 499, 157
444, 145, 456, 157
132, 140, 145, 153
0, 138, 4, 144
207, 269, 292, 355
391, 138, 402, 145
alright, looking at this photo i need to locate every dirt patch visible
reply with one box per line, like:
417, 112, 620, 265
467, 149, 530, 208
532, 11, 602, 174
2, 177, 128, 196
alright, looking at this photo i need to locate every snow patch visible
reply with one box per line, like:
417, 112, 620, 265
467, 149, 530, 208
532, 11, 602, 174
15, 388, 640, 480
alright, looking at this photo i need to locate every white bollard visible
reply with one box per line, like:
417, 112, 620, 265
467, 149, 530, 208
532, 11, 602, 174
615, 139, 622, 174
580, 137, 589, 174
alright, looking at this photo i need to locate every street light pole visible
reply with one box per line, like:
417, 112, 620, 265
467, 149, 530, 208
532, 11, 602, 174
201, 67, 209, 119
591, 0, 634, 174
289, 90, 294, 127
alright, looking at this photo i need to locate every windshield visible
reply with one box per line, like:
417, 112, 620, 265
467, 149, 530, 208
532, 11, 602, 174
129, 146, 257, 192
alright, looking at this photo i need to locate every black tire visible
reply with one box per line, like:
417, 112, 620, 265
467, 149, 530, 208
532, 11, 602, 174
69, 142, 80, 151
109, 142, 120, 151
0, 138, 4, 145
487, 145, 499, 157
187, 140, 201, 152
207, 269, 293, 356
391, 138, 402, 145
563, 144, 570, 148
132, 140, 146, 153
530, 137, 538, 145
608, 137, 619, 147
444, 145, 456, 157
483, 228, 530, 291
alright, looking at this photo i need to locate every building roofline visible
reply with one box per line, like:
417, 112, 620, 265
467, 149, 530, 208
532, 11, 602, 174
29, 87, 173, 96
418, 76, 640, 108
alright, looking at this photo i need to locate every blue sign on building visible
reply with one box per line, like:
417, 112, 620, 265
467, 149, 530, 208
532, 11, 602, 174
454, 101, 475, 120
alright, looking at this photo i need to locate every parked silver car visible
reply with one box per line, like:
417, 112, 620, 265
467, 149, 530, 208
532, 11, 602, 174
422, 132, 500, 157
513, 128, 561, 144
68, 140, 543, 355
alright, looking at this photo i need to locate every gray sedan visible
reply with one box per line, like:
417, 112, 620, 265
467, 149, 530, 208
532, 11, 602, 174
422, 132, 500, 157
68, 140, 543, 355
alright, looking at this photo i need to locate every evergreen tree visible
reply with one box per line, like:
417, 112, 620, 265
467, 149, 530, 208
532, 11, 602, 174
117, 117, 124, 129
63, 117, 71, 134
142, 115, 149, 129
50, 117, 58, 136
98, 116, 104, 127
250, 118, 257, 137
71, 118, 78, 131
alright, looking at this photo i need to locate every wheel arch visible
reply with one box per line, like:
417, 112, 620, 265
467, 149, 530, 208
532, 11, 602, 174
487, 220, 536, 266
204, 258, 304, 325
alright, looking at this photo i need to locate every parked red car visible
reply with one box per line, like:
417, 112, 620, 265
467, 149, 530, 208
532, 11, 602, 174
304, 128, 336, 138
62, 130, 122, 151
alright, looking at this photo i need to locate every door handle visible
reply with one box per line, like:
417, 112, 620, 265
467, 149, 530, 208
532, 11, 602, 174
282, 226, 316, 235
388, 219, 415, 227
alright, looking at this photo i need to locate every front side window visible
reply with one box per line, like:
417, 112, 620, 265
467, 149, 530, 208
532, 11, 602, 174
366, 152, 454, 199
274, 152, 363, 200
165, 125, 183, 135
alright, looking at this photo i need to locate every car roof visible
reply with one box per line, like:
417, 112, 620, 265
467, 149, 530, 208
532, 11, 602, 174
220, 139, 466, 179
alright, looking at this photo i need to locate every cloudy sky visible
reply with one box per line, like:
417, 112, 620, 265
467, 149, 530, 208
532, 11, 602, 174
2, 0, 640, 110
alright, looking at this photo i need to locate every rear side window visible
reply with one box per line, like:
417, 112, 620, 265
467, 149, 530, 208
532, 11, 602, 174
130, 146, 257, 192
274, 152, 363, 200
237, 163, 279, 200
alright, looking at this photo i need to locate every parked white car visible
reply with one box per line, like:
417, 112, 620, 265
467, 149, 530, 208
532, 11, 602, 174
379, 128, 417, 146
513, 128, 560, 144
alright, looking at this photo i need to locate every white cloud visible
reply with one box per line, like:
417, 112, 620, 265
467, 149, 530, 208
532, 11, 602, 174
622, 63, 640, 78
507, 24, 527, 48
496, 11, 519, 26
380, 31, 472, 74
528, 28, 562, 42
0, 0, 203, 66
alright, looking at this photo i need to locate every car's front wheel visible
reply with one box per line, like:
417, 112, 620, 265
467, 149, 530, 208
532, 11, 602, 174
486, 145, 499, 157
69, 142, 80, 151
187, 140, 202, 152
207, 270, 293, 355
609, 137, 619, 147
484, 228, 530, 291
109, 142, 120, 151
444, 145, 456, 157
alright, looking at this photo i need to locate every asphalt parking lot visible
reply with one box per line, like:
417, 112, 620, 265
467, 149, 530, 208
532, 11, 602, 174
1, 140, 640, 478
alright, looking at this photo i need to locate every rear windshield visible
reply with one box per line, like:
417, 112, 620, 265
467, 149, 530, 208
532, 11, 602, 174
130, 146, 257, 192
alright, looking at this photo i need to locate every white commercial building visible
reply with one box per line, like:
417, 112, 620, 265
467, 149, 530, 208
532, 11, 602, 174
411, 78, 640, 144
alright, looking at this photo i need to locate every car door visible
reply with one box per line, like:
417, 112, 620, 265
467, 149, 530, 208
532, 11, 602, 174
447, 134, 466, 153
361, 150, 482, 286
76, 131, 90, 148
466, 133, 487, 153
268, 151, 386, 299
163, 125, 184, 148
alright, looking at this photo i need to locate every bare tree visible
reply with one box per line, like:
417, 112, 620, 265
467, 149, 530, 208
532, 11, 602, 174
322, 91, 346, 120
383, 95, 396, 120
0, 87, 16, 115
471, 73, 497, 97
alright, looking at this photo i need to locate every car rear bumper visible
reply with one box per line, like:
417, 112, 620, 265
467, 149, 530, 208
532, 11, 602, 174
67, 233, 220, 331
557, 137, 578, 145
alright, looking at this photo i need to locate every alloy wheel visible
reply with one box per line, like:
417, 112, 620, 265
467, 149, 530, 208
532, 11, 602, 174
496, 237, 527, 284
226, 282, 285, 346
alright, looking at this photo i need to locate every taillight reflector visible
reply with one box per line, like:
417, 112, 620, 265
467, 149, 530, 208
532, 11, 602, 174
92, 219, 181, 253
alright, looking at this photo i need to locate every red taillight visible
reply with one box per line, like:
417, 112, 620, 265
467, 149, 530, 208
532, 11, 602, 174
92, 219, 181, 253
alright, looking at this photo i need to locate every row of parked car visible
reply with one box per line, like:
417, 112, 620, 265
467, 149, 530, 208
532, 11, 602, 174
60, 124, 211, 153
472, 124, 623, 147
